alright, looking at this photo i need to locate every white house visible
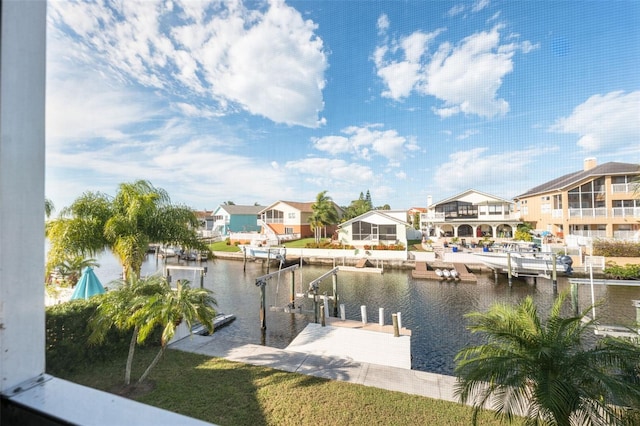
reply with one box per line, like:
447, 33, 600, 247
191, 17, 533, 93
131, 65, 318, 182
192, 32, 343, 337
338, 210, 413, 247
420, 189, 520, 240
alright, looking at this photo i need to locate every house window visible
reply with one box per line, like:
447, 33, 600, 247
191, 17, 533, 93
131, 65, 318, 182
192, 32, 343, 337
553, 195, 562, 209
352, 220, 373, 241
284, 227, 294, 234
288, 212, 296, 219
378, 224, 397, 241
487, 205, 501, 215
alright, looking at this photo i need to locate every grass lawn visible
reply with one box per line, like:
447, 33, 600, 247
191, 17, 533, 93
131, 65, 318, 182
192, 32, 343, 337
56, 346, 513, 426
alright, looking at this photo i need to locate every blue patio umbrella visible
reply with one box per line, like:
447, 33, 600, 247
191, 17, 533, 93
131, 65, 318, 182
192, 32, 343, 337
70, 266, 105, 300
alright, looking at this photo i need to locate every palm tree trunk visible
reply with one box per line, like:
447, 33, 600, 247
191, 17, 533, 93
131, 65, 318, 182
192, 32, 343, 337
137, 345, 166, 384
125, 326, 139, 385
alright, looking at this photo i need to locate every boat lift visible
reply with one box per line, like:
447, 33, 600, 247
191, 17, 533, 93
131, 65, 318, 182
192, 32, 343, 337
164, 264, 207, 288
568, 258, 640, 339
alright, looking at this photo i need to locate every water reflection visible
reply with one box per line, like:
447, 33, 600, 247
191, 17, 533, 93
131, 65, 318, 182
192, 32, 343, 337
89, 252, 639, 375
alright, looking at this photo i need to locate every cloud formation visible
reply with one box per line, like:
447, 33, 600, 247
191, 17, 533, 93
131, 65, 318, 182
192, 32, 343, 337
48, 0, 328, 128
373, 18, 537, 119
550, 91, 640, 152
312, 124, 419, 163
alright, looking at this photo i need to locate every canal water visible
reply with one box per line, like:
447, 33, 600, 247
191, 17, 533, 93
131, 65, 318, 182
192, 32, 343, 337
90, 252, 640, 376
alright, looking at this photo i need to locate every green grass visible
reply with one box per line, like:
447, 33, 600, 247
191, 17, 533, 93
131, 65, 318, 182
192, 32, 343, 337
208, 240, 241, 252
57, 347, 515, 426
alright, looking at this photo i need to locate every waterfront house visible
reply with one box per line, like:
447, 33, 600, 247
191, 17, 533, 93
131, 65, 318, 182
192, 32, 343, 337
194, 210, 214, 237
420, 190, 520, 241
514, 158, 640, 242
338, 210, 412, 248
258, 200, 343, 242
212, 204, 263, 237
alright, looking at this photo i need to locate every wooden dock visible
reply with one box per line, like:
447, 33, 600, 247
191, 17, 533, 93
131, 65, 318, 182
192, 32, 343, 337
411, 262, 477, 282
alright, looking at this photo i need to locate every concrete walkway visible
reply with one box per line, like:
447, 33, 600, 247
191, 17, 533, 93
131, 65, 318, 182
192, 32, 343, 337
169, 321, 459, 403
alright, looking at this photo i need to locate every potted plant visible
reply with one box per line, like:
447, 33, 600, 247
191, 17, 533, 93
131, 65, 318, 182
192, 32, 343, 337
450, 237, 460, 252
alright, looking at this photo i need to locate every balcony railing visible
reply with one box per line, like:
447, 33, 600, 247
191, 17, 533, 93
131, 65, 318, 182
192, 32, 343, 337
570, 230, 606, 238
613, 230, 640, 240
567, 208, 608, 218
552, 209, 563, 218
612, 183, 640, 193
611, 207, 640, 218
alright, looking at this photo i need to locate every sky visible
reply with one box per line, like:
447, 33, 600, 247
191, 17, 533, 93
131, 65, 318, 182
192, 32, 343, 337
45, 0, 640, 213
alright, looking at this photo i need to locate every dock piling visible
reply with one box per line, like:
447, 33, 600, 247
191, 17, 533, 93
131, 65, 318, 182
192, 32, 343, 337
361, 305, 367, 324
397, 312, 402, 330
379, 308, 384, 326
340, 304, 345, 320
392, 313, 399, 337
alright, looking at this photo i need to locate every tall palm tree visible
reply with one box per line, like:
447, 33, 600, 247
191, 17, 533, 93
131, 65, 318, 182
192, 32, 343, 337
134, 279, 217, 384
454, 294, 640, 425
311, 190, 339, 242
46, 180, 204, 280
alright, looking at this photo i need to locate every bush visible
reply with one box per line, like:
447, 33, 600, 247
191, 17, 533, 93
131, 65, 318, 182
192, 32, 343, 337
46, 298, 161, 375
603, 263, 640, 280
593, 240, 640, 257
46, 299, 129, 375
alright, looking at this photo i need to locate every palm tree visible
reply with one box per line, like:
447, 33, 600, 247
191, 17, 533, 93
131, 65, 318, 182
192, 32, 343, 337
46, 180, 204, 280
454, 294, 640, 425
45, 198, 55, 219
311, 190, 339, 242
89, 274, 168, 385
134, 279, 217, 384
55, 255, 100, 287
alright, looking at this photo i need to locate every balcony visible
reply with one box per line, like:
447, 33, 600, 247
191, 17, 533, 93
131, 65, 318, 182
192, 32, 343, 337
570, 230, 607, 238
611, 207, 640, 218
552, 209, 563, 218
567, 208, 608, 218
612, 183, 640, 193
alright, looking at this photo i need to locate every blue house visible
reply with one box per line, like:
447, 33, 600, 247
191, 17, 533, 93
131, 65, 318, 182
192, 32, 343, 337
212, 204, 263, 236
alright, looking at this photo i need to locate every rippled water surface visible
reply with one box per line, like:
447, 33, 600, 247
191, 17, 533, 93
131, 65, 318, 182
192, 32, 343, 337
91, 252, 640, 375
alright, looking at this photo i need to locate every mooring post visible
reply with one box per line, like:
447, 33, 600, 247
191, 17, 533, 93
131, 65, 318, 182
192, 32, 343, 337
242, 246, 247, 272
289, 270, 295, 308
632, 300, 640, 330
397, 311, 402, 330
507, 252, 512, 287
571, 282, 579, 315
392, 313, 399, 337
332, 273, 338, 317
266, 249, 271, 274
259, 281, 267, 330
552, 255, 558, 294
199, 269, 204, 288
320, 304, 326, 326
379, 308, 384, 326
361, 305, 367, 324
323, 294, 330, 320
340, 303, 346, 321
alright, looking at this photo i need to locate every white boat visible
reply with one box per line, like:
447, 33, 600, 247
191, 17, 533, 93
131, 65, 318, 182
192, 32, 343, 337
241, 244, 287, 261
441, 269, 451, 278
473, 250, 573, 277
435, 269, 444, 277
450, 269, 459, 279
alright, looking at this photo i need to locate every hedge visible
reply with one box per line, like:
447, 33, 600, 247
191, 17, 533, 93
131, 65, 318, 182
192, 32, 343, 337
592, 240, 640, 258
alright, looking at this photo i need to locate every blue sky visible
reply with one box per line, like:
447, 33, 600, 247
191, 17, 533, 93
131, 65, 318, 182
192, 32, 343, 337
45, 0, 640, 213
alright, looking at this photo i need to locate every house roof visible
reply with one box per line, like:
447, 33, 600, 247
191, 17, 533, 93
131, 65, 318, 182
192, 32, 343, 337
214, 204, 264, 215
259, 200, 343, 214
431, 189, 513, 207
338, 210, 410, 228
514, 161, 640, 199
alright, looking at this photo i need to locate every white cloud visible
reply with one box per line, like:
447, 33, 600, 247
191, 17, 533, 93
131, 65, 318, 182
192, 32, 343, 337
550, 91, 640, 152
285, 158, 375, 183
48, 0, 328, 128
472, 0, 491, 13
457, 129, 479, 140
373, 22, 538, 119
432, 146, 557, 195
447, 5, 465, 17
312, 124, 418, 163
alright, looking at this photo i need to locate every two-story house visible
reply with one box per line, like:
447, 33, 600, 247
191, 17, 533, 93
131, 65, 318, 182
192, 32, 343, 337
258, 200, 343, 242
212, 204, 263, 236
514, 158, 640, 241
420, 190, 520, 240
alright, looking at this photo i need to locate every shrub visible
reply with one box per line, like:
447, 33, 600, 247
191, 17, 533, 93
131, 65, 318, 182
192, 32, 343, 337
593, 240, 640, 257
46, 299, 129, 375
603, 263, 640, 280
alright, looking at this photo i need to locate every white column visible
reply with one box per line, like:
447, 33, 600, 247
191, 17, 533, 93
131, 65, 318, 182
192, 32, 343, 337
0, 0, 47, 394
